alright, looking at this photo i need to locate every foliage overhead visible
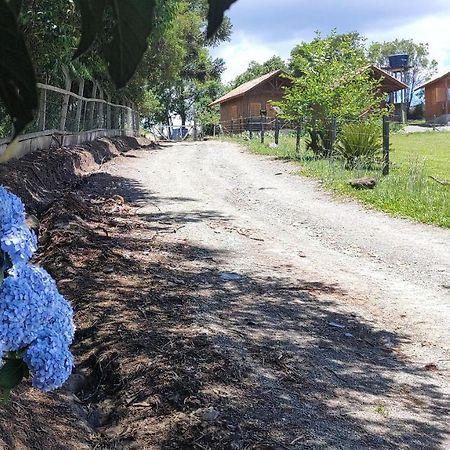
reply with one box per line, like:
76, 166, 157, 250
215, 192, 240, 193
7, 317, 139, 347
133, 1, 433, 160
0, 0, 236, 136
206, 0, 237, 39
0, 0, 38, 136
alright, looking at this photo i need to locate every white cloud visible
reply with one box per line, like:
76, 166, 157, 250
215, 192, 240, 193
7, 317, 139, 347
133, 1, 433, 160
213, 1, 450, 83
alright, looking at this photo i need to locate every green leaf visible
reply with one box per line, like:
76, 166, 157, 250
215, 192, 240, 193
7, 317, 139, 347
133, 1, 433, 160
206, 0, 238, 39
6, 0, 22, 17
0, 358, 28, 390
104, 0, 156, 88
0, 0, 38, 136
73, 0, 107, 58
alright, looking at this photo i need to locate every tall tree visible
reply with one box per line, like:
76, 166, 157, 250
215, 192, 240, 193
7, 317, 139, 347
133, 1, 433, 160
279, 31, 384, 156
230, 56, 287, 88
368, 39, 438, 109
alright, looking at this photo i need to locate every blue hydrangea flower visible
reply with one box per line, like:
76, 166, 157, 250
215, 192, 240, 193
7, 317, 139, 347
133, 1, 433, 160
0, 265, 75, 352
0, 186, 26, 231
1, 224, 37, 266
23, 331, 74, 391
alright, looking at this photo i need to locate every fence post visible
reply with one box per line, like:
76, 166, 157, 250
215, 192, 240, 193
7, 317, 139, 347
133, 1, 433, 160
330, 117, 337, 157
37, 87, 47, 131
382, 116, 390, 176
296, 121, 302, 153
98, 85, 104, 129
230, 119, 233, 135
60, 66, 72, 132
106, 93, 112, 129
274, 117, 280, 145
89, 81, 98, 129
75, 78, 85, 132
249, 118, 253, 139
260, 114, 265, 144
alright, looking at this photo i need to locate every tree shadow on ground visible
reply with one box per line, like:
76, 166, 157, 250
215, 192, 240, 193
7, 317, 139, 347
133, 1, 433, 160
1, 168, 448, 450
64, 173, 450, 448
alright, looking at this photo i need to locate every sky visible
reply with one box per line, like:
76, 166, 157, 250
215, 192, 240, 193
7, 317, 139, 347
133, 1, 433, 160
212, 0, 450, 83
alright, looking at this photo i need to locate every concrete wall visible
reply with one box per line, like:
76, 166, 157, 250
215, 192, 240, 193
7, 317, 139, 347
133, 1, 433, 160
0, 129, 138, 161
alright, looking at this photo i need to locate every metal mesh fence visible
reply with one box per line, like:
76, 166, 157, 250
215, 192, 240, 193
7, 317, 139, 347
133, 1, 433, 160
220, 115, 392, 175
0, 82, 139, 140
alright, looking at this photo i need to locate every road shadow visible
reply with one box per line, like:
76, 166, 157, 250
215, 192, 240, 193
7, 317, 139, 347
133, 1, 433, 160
0, 169, 448, 450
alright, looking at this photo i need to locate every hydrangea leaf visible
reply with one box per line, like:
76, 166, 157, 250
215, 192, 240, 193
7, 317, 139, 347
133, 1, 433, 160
0, 358, 28, 390
206, 0, 238, 39
73, 0, 107, 58
103, 0, 157, 88
0, 0, 38, 136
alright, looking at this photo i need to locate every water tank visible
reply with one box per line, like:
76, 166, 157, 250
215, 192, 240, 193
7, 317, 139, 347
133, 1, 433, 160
388, 54, 409, 69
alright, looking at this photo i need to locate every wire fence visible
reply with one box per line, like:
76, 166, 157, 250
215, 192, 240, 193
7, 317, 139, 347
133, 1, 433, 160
0, 81, 140, 159
220, 115, 392, 175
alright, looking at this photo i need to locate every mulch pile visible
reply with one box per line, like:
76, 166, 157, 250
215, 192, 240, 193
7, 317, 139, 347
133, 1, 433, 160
0, 139, 252, 450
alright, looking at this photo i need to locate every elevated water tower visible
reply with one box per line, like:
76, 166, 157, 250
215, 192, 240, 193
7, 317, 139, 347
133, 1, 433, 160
384, 53, 411, 122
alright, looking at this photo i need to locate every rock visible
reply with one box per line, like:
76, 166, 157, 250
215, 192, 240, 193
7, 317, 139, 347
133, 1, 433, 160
64, 373, 87, 394
219, 272, 242, 281
201, 407, 220, 422
349, 177, 377, 189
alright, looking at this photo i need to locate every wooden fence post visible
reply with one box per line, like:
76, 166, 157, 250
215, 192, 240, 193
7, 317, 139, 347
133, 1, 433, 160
330, 117, 337, 157
98, 85, 105, 129
89, 81, 98, 129
248, 118, 253, 139
75, 78, 85, 132
382, 116, 390, 176
106, 93, 112, 129
60, 66, 72, 131
260, 114, 265, 144
274, 117, 280, 145
230, 119, 234, 135
37, 87, 47, 131
296, 121, 302, 153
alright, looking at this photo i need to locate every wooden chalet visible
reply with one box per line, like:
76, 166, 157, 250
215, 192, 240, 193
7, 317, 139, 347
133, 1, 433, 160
210, 66, 407, 131
417, 70, 450, 123
209, 70, 291, 128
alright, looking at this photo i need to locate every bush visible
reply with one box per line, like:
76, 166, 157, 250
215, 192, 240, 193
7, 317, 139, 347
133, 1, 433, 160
335, 121, 382, 169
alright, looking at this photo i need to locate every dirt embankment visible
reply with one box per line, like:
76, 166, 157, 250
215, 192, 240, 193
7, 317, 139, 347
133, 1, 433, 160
0, 137, 157, 450
0, 136, 145, 215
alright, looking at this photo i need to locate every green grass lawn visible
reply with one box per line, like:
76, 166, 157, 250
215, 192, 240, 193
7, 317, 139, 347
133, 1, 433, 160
228, 131, 450, 228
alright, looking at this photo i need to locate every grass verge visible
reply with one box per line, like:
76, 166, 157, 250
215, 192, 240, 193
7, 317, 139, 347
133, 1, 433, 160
227, 131, 449, 228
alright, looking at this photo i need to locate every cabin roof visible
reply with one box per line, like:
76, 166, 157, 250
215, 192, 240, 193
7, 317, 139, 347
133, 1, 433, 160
370, 65, 408, 93
209, 70, 284, 107
415, 70, 450, 90
210, 65, 406, 109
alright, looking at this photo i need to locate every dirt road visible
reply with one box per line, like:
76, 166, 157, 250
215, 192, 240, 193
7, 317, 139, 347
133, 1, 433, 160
101, 140, 450, 449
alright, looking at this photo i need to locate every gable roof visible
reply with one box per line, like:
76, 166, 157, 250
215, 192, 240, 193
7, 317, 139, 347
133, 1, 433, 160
370, 65, 408, 93
209, 70, 284, 107
415, 70, 450, 90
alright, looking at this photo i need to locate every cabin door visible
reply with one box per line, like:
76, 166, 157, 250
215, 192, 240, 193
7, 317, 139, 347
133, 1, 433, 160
230, 105, 238, 120
249, 102, 262, 118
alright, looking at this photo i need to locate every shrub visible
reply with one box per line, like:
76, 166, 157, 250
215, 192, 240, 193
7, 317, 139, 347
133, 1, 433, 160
0, 186, 75, 401
335, 121, 382, 169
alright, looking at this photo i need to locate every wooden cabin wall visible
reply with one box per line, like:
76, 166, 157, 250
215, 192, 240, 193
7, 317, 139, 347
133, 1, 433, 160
424, 76, 450, 120
220, 77, 291, 124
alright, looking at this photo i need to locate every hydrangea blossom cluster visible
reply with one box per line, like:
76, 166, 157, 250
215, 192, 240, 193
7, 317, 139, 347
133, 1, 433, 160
0, 186, 37, 267
0, 186, 75, 392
